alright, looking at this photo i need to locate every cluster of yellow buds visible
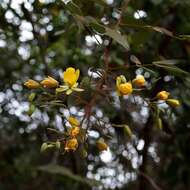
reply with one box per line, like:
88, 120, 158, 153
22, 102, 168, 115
156, 90, 180, 107
64, 116, 80, 152
24, 67, 83, 95
68, 116, 80, 137
116, 74, 146, 96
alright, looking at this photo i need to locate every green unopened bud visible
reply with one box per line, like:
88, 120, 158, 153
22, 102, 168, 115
28, 104, 35, 116
47, 144, 55, 148
166, 99, 180, 107
157, 118, 163, 130
41, 143, 48, 152
124, 125, 132, 138
55, 141, 61, 149
28, 93, 36, 102
80, 148, 88, 158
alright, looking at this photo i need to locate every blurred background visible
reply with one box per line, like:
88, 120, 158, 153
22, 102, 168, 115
0, 0, 190, 189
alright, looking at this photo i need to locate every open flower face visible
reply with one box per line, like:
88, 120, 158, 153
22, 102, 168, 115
65, 138, 78, 152
41, 76, 59, 88
118, 82, 133, 95
24, 79, 40, 89
56, 67, 83, 95
63, 67, 80, 87
156, 91, 170, 100
116, 75, 133, 96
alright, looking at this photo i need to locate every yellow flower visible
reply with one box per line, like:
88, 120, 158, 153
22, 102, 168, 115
156, 91, 170, 100
65, 138, 78, 152
69, 127, 80, 137
118, 83, 133, 95
132, 75, 146, 87
68, 116, 79, 127
24, 79, 40, 89
116, 75, 133, 96
166, 99, 180, 107
41, 76, 59, 88
96, 140, 108, 151
63, 67, 80, 87
56, 67, 83, 95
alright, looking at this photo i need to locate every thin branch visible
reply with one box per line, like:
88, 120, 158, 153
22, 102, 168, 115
138, 171, 162, 190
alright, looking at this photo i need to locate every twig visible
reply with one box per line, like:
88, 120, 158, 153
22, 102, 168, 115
138, 171, 162, 190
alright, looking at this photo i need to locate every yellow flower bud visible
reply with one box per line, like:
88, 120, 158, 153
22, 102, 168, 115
69, 127, 80, 137
63, 67, 80, 87
118, 82, 133, 95
156, 91, 170, 100
68, 116, 79, 127
166, 99, 180, 107
24, 79, 40, 89
132, 75, 146, 87
65, 138, 78, 152
41, 76, 59, 88
96, 140, 108, 151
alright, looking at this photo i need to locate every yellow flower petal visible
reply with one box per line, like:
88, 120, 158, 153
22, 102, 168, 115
63, 67, 79, 87
65, 138, 78, 152
118, 82, 133, 95
69, 127, 80, 137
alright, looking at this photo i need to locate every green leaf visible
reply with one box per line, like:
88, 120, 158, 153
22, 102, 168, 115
178, 35, 190, 40
89, 22, 105, 34
153, 60, 190, 77
147, 26, 173, 37
38, 165, 101, 186
65, 1, 82, 16
81, 0, 107, 6
113, 124, 133, 138
56, 86, 68, 93
105, 28, 130, 50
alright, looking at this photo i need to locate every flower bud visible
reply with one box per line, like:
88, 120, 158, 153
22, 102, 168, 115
132, 75, 146, 87
166, 99, 180, 107
41, 76, 59, 88
96, 140, 108, 151
68, 116, 79, 127
24, 79, 40, 89
40, 143, 48, 152
156, 91, 170, 100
